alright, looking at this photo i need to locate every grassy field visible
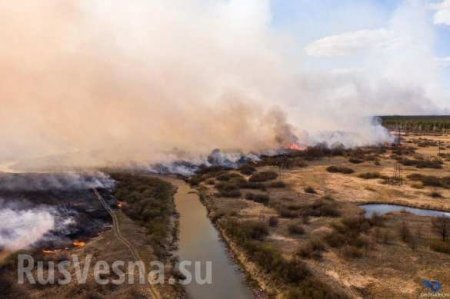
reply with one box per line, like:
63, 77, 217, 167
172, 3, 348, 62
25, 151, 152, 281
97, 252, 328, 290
191, 132, 450, 298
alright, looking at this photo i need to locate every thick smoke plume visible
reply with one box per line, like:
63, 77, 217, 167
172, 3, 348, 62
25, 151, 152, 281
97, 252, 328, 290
0, 208, 54, 251
0, 0, 440, 170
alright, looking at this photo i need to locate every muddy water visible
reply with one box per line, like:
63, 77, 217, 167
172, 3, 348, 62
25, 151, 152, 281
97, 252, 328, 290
165, 178, 253, 299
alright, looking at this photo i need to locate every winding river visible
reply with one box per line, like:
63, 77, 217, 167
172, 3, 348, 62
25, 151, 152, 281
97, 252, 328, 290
164, 178, 253, 299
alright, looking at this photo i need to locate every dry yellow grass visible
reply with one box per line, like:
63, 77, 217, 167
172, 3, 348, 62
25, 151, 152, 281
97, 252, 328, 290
200, 133, 450, 298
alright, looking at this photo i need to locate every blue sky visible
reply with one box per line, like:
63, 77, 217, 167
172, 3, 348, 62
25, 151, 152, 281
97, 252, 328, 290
267, 0, 450, 109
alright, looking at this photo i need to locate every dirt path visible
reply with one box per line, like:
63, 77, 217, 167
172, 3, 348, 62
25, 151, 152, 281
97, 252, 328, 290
93, 189, 161, 299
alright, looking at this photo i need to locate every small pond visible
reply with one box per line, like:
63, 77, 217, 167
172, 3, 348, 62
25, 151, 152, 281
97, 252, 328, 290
360, 204, 450, 218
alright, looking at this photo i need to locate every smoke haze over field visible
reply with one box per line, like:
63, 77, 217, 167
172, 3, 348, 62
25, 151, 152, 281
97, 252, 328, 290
0, 0, 446, 169
0, 208, 54, 251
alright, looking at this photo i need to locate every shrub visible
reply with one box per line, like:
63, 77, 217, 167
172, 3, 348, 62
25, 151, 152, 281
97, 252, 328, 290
245, 193, 270, 205
324, 232, 346, 248
324, 216, 375, 252
279, 208, 298, 218
239, 181, 267, 191
358, 172, 382, 180
368, 213, 385, 227
269, 181, 286, 188
216, 173, 244, 182
288, 223, 305, 235
219, 189, 241, 198
341, 245, 363, 259
304, 186, 317, 194
222, 219, 311, 285
304, 198, 341, 217
229, 220, 269, 241
342, 216, 371, 233
411, 183, 424, 189
281, 259, 310, 283
430, 240, 450, 254
407, 173, 424, 181
296, 239, 326, 259
216, 182, 242, 198
407, 174, 450, 189
302, 214, 310, 224
399, 158, 443, 169
268, 216, 279, 227
432, 216, 449, 242
420, 176, 443, 187
349, 158, 364, 164
416, 159, 443, 169
249, 171, 279, 182
239, 165, 257, 175
326, 166, 354, 174
430, 191, 443, 198
398, 221, 416, 248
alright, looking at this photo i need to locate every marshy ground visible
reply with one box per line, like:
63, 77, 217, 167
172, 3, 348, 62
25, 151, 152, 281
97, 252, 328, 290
192, 132, 450, 298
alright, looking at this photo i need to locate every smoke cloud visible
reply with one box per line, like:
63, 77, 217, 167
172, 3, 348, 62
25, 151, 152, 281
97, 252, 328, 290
0, 172, 114, 191
0, 208, 54, 251
0, 0, 443, 170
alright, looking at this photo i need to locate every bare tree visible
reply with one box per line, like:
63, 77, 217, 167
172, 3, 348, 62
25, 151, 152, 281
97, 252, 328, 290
432, 216, 449, 242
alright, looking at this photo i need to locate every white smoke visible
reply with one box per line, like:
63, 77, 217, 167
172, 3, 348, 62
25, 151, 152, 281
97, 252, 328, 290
0, 0, 445, 170
0, 208, 55, 251
0, 172, 115, 191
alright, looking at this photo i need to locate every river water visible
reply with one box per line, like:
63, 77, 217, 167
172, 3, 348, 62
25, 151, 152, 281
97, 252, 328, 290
360, 204, 450, 218
165, 178, 253, 299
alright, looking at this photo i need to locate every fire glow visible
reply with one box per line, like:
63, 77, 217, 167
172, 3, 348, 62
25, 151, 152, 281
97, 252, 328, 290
73, 241, 86, 248
288, 143, 306, 151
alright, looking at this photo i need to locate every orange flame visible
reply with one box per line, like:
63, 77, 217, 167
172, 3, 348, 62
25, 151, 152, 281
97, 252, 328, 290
288, 143, 306, 151
42, 249, 59, 255
73, 241, 86, 248
118, 201, 124, 208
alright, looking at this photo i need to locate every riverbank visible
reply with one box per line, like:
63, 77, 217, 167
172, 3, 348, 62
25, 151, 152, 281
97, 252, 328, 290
197, 189, 276, 297
162, 177, 255, 299
187, 133, 450, 298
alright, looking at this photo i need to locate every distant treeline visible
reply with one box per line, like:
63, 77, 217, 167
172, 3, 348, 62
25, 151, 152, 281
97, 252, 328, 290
380, 115, 450, 133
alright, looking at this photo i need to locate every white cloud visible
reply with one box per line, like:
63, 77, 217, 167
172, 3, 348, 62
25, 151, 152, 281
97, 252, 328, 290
435, 56, 450, 67
432, 0, 450, 25
305, 29, 394, 57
